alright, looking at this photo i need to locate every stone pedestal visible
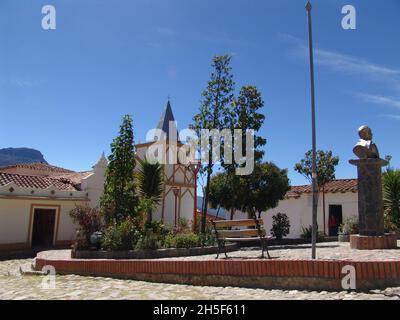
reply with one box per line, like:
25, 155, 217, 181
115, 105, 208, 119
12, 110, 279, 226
349, 158, 396, 249
349, 158, 387, 236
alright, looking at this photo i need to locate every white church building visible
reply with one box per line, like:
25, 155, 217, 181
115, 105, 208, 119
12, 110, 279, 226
0, 101, 196, 251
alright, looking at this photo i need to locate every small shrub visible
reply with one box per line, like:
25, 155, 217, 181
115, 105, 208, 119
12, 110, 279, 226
164, 232, 200, 249
270, 213, 290, 240
339, 216, 359, 235
174, 233, 200, 248
199, 232, 216, 247
175, 217, 190, 233
101, 218, 140, 250
135, 231, 161, 250
163, 233, 175, 248
69, 205, 103, 244
301, 225, 317, 240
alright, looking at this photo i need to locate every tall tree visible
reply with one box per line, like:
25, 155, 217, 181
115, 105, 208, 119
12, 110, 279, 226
294, 150, 339, 235
190, 55, 235, 235
233, 85, 266, 163
136, 158, 164, 223
101, 114, 138, 224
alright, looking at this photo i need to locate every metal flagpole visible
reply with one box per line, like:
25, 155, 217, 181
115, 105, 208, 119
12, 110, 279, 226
306, 1, 319, 260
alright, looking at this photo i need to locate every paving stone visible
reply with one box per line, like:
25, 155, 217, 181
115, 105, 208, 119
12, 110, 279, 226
2, 243, 400, 300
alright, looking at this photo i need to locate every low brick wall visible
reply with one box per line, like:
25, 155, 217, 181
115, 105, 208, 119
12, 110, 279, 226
35, 252, 400, 291
350, 234, 398, 250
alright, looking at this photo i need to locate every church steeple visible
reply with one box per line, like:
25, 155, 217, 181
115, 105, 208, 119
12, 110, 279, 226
156, 99, 179, 143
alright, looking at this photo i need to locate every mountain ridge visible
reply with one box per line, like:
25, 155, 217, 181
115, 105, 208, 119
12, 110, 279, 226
0, 147, 47, 167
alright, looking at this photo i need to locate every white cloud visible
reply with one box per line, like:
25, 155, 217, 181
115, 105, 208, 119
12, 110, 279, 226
0, 79, 43, 88
280, 33, 400, 90
381, 114, 400, 120
356, 93, 400, 110
280, 33, 400, 119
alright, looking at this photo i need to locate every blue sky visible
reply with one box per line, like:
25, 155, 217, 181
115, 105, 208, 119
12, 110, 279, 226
1, 0, 400, 187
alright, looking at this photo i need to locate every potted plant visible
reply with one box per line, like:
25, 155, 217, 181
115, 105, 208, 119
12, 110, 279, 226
338, 216, 359, 242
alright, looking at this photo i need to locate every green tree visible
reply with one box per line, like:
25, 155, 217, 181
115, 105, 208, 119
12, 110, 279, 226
136, 158, 164, 223
233, 85, 266, 164
208, 172, 242, 220
190, 55, 235, 234
101, 114, 138, 224
239, 162, 290, 219
294, 150, 339, 235
383, 169, 400, 230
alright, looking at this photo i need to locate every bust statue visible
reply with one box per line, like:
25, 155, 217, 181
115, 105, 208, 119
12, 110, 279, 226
353, 125, 380, 159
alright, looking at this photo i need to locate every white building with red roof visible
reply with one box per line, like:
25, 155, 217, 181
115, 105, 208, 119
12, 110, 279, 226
0, 154, 107, 251
227, 179, 358, 239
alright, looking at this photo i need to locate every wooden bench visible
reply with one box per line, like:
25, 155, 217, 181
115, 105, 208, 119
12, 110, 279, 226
210, 218, 272, 259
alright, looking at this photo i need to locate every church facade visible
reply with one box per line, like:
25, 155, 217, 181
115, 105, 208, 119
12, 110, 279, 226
135, 101, 196, 226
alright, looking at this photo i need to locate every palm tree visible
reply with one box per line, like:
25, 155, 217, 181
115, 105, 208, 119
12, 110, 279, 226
383, 169, 400, 230
136, 158, 164, 223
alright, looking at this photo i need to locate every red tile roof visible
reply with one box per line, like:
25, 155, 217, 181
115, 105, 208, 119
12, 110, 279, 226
0, 162, 74, 174
0, 172, 79, 191
51, 171, 93, 186
287, 179, 358, 198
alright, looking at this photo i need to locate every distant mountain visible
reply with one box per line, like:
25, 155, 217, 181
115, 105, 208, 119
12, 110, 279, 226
0, 148, 47, 167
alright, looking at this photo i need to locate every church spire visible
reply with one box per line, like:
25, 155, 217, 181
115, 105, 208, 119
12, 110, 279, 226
156, 99, 179, 143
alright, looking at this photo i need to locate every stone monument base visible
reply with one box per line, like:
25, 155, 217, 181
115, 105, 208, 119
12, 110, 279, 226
350, 234, 397, 250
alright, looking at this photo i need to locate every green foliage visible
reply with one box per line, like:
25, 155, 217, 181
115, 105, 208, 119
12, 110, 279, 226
175, 217, 190, 233
209, 162, 289, 220
101, 114, 139, 224
135, 231, 162, 250
190, 54, 235, 234
69, 205, 103, 244
383, 169, 400, 230
136, 158, 164, 223
209, 172, 241, 219
191, 55, 235, 140
270, 213, 290, 240
238, 162, 290, 218
101, 218, 140, 251
301, 225, 318, 240
294, 150, 339, 187
165, 232, 200, 249
339, 216, 359, 235
229, 85, 266, 166
198, 232, 216, 247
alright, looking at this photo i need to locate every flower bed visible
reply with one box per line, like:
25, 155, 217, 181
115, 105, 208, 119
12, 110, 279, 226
72, 243, 238, 259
